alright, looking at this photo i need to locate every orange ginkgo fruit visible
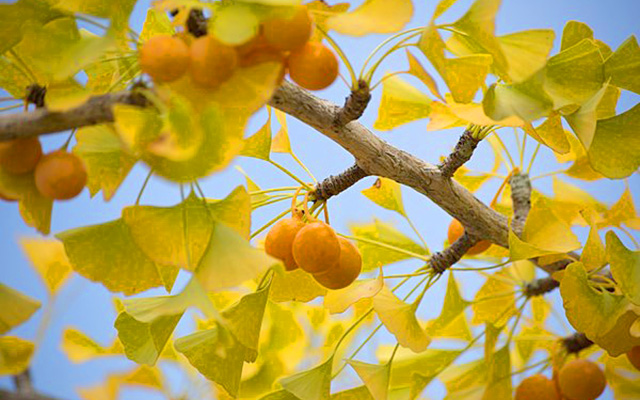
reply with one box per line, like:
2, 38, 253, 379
447, 219, 491, 255
287, 42, 339, 91
558, 359, 606, 400
292, 221, 340, 274
627, 346, 640, 371
139, 34, 191, 83
265, 216, 305, 271
34, 150, 87, 200
262, 6, 313, 51
313, 236, 362, 290
189, 35, 238, 89
0, 138, 42, 175
515, 374, 560, 400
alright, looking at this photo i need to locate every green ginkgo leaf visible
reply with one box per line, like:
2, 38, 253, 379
196, 222, 276, 291
0, 283, 40, 335
373, 286, 430, 353
588, 103, 640, 179
0, 336, 35, 375
174, 324, 246, 397
115, 310, 182, 366
607, 231, 640, 305
326, 0, 413, 36
57, 219, 171, 295
347, 360, 391, 400
349, 220, 425, 272
604, 35, 640, 95
73, 124, 137, 201
426, 273, 472, 340
361, 178, 407, 216
373, 75, 432, 131
19, 237, 72, 293
280, 356, 333, 400
560, 21, 593, 51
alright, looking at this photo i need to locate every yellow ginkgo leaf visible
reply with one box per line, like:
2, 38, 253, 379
483, 71, 553, 122
174, 324, 247, 398
61, 328, 122, 363
208, 186, 253, 240
560, 21, 593, 51
596, 85, 620, 120
406, 50, 444, 101
426, 272, 472, 341
0, 167, 53, 235
373, 74, 432, 131
45, 79, 91, 112
115, 309, 182, 366
607, 231, 640, 305
19, 237, 72, 293
139, 8, 174, 42
387, 348, 462, 389
482, 345, 511, 400
472, 270, 517, 327
446, 95, 524, 127
0, 336, 35, 375
270, 267, 327, 303
565, 83, 609, 150
346, 360, 391, 400
196, 222, 276, 291
121, 365, 164, 390
326, 0, 413, 37
57, 219, 172, 295
324, 273, 383, 314
533, 113, 570, 155
604, 35, 640, 95
588, 103, 640, 179
280, 356, 333, 400
361, 177, 406, 217
271, 108, 293, 154
307, 1, 350, 42
210, 3, 260, 46
579, 209, 607, 271
0, 283, 40, 335
241, 108, 272, 161
373, 286, 430, 353
439, 359, 487, 398
425, 101, 466, 131
498, 29, 555, 82
602, 187, 638, 229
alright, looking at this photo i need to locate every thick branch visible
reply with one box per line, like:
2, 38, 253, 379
334, 80, 371, 126
509, 172, 532, 236
429, 233, 477, 274
438, 129, 480, 178
562, 332, 594, 354
312, 163, 369, 201
0, 91, 147, 142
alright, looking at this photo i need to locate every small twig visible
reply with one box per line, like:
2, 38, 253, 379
25, 84, 46, 109
523, 276, 560, 297
439, 129, 481, 179
312, 163, 369, 201
14, 370, 34, 395
429, 233, 477, 274
562, 332, 593, 354
509, 172, 531, 237
334, 79, 371, 126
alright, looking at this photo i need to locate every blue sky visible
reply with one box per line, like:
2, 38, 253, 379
1, 0, 639, 399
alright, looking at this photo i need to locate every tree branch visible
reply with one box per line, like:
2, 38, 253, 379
438, 129, 481, 179
429, 233, 477, 274
312, 163, 369, 201
334, 80, 371, 127
509, 172, 532, 236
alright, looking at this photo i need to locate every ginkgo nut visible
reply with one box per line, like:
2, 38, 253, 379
558, 359, 606, 400
0, 138, 42, 175
189, 35, 238, 89
34, 150, 87, 200
292, 221, 340, 274
312, 236, 362, 290
262, 6, 313, 51
627, 346, 640, 371
447, 219, 491, 255
287, 42, 339, 91
139, 35, 191, 83
515, 374, 560, 400
265, 216, 305, 271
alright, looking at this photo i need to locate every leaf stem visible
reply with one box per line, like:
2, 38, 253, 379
339, 233, 429, 261
135, 169, 153, 205
492, 132, 516, 171
269, 159, 312, 190
316, 26, 357, 89
526, 142, 541, 175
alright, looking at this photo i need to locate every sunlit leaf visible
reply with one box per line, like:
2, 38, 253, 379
0, 167, 53, 235
481, 345, 511, 399
602, 187, 639, 229
57, 218, 169, 295
0, 283, 40, 335
373, 286, 430, 353
325, 273, 383, 314
326, 0, 413, 36
588, 103, 640, 179
361, 177, 407, 216
498, 29, 555, 82
19, 237, 72, 293
349, 220, 425, 272
347, 360, 390, 400
558, 133, 603, 181
483, 71, 553, 122
211, 3, 259, 46
607, 231, 640, 305
139, 8, 174, 42
196, 222, 276, 291
440, 359, 487, 398
0, 56, 32, 99
270, 267, 327, 303
307, 1, 350, 42
596, 85, 620, 120
45, 79, 91, 111
472, 270, 517, 327
604, 35, 640, 95
426, 272, 472, 340
565, 83, 608, 150
373, 75, 432, 131
175, 323, 246, 397
580, 210, 607, 271
532, 112, 570, 154
406, 50, 444, 101
73, 124, 137, 201
241, 109, 272, 161
0, 336, 34, 375
0, 0, 64, 55
62, 328, 122, 363
560, 21, 593, 51
280, 356, 333, 400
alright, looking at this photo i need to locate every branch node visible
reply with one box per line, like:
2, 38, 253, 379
335, 80, 371, 126
186, 9, 208, 37
509, 172, 532, 236
26, 85, 46, 108
524, 276, 560, 297
430, 233, 476, 274
562, 332, 593, 354
439, 129, 481, 179
312, 163, 368, 201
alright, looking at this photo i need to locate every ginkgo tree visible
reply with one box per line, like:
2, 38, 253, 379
0, 0, 639, 399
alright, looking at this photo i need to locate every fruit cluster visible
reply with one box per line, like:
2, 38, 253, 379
139, 6, 339, 92
0, 138, 87, 201
265, 214, 362, 290
515, 359, 611, 400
